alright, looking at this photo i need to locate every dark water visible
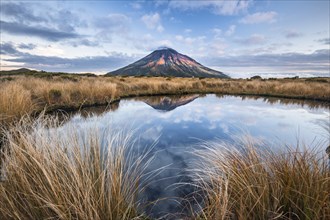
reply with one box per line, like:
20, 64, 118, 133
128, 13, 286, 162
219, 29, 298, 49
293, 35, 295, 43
53, 94, 330, 218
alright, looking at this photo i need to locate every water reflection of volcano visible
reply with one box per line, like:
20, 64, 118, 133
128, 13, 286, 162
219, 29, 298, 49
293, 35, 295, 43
138, 94, 200, 111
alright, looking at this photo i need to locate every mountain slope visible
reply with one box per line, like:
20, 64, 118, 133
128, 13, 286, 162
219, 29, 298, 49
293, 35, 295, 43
107, 47, 229, 78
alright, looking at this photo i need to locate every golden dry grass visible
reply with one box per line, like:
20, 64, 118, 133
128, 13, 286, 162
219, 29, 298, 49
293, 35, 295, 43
0, 116, 155, 220
192, 139, 330, 220
0, 83, 34, 122
1, 116, 329, 219
0, 75, 329, 124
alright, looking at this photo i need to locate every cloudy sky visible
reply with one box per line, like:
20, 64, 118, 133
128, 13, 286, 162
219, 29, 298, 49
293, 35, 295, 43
0, 0, 329, 78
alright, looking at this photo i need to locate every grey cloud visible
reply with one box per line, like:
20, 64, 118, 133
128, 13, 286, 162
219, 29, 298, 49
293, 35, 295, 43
52, 9, 87, 32
230, 42, 293, 55
0, 42, 22, 55
94, 14, 130, 29
6, 55, 129, 69
71, 39, 99, 47
203, 49, 330, 72
164, 0, 251, 16
93, 14, 131, 41
0, 42, 18, 55
1, 42, 135, 72
5, 55, 134, 72
0, 2, 122, 46
1, 20, 81, 41
284, 30, 303, 38
94, 14, 130, 33
1, 2, 46, 23
18, 43, 37, 50
234, 34, 266, 45
1, 2, 86, 30
1, 2, 86, 42
317, 38, 330, 45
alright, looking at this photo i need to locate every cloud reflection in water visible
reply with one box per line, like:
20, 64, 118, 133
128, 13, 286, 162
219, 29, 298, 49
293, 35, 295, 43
50, 94, 330, 218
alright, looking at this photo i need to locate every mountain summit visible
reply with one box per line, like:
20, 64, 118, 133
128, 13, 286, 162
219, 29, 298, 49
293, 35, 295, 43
107, 48, 229, 78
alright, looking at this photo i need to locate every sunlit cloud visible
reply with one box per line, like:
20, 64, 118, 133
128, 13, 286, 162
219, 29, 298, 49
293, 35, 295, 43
141, 13, 164, 32
225, 25, 236, 36
239, 11, 277, 24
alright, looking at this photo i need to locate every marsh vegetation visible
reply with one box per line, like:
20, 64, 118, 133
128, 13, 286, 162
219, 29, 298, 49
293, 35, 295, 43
0, 73, 329, 219
0, 74, 329, 124
0, 115, 329, 219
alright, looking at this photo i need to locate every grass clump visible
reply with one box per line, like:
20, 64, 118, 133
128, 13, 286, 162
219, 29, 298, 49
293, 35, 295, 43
0, 83, 34, 123
0, 116, 154, 220
48, 89, 62, 103
193, 139, 330, 219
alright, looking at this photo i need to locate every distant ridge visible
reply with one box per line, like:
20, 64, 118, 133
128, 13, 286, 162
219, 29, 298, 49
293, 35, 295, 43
0, 68, 37, 74
107, 48, 229, 78
0, 68, 97, 77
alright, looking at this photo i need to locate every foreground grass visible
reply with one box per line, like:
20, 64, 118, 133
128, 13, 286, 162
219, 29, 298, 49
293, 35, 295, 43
0, 74, 329, 124
0, 117, 154, 220
1, 116, 329, 219
193, 140, 330, 220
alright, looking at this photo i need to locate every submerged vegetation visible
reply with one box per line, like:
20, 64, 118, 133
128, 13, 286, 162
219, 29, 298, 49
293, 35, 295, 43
0, 116, 329, 219
0, 73, 329, 124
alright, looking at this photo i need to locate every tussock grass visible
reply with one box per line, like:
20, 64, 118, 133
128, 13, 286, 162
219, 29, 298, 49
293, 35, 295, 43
192, 139, 330, 220
0, 75, 329, 124
0, 77, 117, 124
0, 116, 155, 220
0, 116, 329, 219
0, 83, 34, 122
20, 77, 117, 106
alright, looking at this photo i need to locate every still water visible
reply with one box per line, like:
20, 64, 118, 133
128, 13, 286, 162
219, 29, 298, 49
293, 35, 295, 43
54, 94, 329, 218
